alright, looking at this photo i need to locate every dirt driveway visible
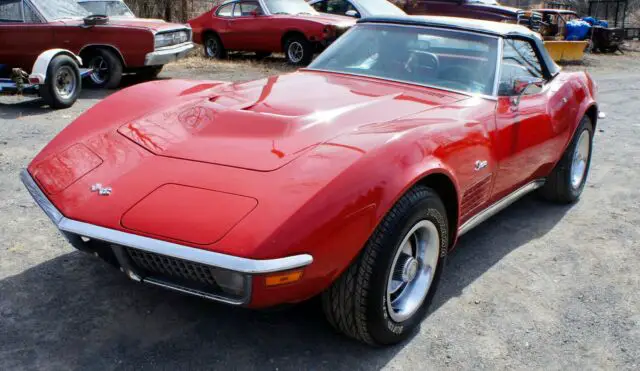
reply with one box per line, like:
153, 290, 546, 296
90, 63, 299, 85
1, 53, 639, 370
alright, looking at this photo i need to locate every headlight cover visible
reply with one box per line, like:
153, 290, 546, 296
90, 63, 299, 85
155, 30, 190, 49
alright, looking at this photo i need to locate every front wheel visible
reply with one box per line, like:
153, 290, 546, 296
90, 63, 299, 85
322, 186, 448, 345
85, 48, 123, 89
540, 115, 594, 203
40, 55, 81, 109
284, 36, 313, 66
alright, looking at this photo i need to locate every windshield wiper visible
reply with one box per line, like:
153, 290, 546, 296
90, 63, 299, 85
297, 12, 314, 15
273, 12, 290, 15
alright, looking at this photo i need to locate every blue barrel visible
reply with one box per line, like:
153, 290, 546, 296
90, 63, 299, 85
566, 19, 591, 41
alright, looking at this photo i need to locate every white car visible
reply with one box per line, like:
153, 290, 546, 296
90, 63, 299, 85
308, 0, 405, 18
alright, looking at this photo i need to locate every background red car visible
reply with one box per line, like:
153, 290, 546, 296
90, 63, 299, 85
0, 0, 194, 89
188, 0, 354, 65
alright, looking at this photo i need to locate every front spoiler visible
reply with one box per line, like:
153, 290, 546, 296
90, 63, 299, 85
20, 169, 313, 303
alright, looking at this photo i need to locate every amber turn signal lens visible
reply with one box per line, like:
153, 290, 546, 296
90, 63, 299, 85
265, 270, 304, 287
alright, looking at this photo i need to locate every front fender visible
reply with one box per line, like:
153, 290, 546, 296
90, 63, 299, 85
29, 49, 82, 84
28, 79, 227, 168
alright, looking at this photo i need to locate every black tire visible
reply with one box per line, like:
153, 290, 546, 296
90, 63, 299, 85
540, 115, 594, 203
85, 48, 123, 89
40, 55, 81, 109
255, 51, 272, 60
138, 65, 163, 80
322, 185, 449, 345
283, 35, 313, 66
203, 33, 226, 59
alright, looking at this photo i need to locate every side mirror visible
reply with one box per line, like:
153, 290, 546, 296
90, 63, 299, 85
510, 76, 545, 105
250, 9, 259, 17
345, 9, 359, 18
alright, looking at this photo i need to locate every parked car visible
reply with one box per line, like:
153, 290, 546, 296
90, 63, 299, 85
22, 15, 599, 345
188, 0, 355, 65
403, 0, 542, 31
0, 50, 88, 108
0, 0, 193, 89
77, 0, 135, 18
309, 0, 405, 18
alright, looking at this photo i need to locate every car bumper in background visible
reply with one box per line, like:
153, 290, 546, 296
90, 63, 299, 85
20, 169, 313, 306
145, 42, 195, 66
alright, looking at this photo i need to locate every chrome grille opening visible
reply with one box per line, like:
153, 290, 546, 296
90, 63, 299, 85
125, 248, 249, 303
128, 248, 218, 286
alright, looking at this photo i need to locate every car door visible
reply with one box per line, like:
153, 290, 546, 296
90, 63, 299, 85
226, 1, 270, 51
213, 2, 238, 49
0, 0, 53, 71
492, 37, 571, 201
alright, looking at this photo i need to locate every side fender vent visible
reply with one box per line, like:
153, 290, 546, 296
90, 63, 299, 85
461, 174, 493, 219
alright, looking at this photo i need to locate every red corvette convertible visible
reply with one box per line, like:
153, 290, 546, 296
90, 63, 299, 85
22, 16, 598, 345
188, 0, 354, 65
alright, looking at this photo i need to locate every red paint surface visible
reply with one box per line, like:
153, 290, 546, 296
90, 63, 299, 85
0, 18, 186, 71
122, 184, 258, 245
27, 67, 597, 307
188, 5, 354, 53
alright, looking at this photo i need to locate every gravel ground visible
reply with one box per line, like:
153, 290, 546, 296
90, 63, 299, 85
1, 52, 639, 370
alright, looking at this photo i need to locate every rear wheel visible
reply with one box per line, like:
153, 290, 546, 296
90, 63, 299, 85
284, 35, 313, 66
322, 185, 448, 345
204, 33, 226, 59
85, 48, 123, 89
40, 55, 81, 109
540, 116, 594, 203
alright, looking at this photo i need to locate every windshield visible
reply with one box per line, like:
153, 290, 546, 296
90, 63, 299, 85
308, 24, 500, 96
360, 0, 405, 16
79, 1, 134, 17
32, 0, 89, 20
264, 0, 317, 15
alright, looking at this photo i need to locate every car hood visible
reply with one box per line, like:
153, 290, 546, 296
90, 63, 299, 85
60, 17, 188, 32
117, 71, 465, 172
276, 13, 355, 27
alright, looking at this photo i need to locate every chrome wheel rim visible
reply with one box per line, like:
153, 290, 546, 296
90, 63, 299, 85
386, 220, 440, 322
570, 130, 590, 189
54, 66, 76, 100
206, 38, 218, 57
287, 41, 304, 63
89, 56, 109, 85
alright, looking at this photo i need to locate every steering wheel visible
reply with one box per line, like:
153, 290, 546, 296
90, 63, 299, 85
404, 51, 439, 74
438, 65, 479, 92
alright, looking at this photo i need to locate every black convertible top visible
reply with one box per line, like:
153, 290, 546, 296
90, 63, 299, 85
358, 15, 560, 77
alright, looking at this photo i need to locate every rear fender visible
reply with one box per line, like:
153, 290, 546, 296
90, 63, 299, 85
568, 72, 598, 147
29, 49, 82, 85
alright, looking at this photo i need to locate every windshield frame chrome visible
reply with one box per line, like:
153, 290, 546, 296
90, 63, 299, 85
305, 22, 503, 101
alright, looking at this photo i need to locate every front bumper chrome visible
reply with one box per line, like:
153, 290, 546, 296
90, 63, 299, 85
144, 42, 194, 66
20, 169, 313, 304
